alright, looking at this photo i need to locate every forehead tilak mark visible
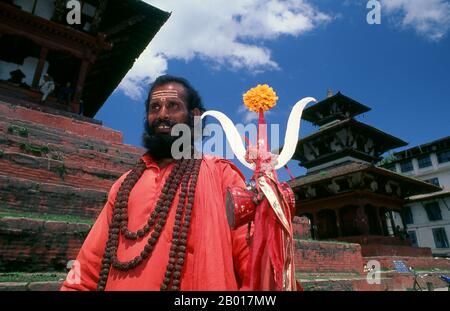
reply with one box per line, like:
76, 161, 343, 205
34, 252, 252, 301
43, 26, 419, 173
152, 90, 179, 98
151, 90, 180, 102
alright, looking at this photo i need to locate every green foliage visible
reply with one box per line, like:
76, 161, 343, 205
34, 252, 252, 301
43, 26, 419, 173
0, 149, 3, 158
0, 209, 94, 225
55, 162, 67, 179
82, 143, 95, 150
0, 272, 66, 283
8, 125, 29, 137
20, 143, 49, 156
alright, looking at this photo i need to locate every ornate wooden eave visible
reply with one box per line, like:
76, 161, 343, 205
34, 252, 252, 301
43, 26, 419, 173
289, 162, 441, 202
296, 190, 405, 212
408, 189, 450, 202
291, 118, 408, 166
0, 2, 112, 63
0, 1, 170, 118
81, 1, 170, 117
299, 148, 379, 169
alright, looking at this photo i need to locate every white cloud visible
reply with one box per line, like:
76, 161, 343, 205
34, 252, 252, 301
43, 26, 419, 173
118, 52, 167, 100
381, 0, 450, 41
117, 0, 330, 99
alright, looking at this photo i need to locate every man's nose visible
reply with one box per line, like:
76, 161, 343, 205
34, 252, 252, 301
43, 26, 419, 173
157, 105, 170, 119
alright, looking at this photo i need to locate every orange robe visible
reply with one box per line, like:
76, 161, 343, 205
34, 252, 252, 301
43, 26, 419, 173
61, 155, 249, 291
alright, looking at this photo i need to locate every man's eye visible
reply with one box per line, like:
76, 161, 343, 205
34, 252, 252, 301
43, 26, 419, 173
169, 102, 179, 109
150, 103, 160, 111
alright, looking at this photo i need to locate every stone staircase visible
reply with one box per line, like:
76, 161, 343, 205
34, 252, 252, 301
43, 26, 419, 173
0, 99, 143, 290
298, 270, 450, 291
0, 272, 65, 291
293, 236, 450, 291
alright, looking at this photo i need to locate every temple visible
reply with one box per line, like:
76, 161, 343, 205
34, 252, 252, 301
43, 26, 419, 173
0, 0, 169, 117
289, 91, 440, 256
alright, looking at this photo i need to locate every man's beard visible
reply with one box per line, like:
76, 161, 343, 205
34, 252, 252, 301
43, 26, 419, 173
142, 115, 194, 160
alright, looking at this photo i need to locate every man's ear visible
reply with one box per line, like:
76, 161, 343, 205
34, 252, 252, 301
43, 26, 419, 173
191, 108, 202, 117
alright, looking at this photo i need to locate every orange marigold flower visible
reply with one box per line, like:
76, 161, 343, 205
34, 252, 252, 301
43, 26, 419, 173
243, 84, 278, 112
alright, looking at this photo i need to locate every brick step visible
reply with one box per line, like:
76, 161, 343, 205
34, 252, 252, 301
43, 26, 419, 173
299, 274, 397, 291
299, 271, 450, 291
378, 271, 450, 291
0, 99, 123, 144
0, 126, 141, 173
0, 272, 65, 291
0, 280, 63, 291
364, 256, 450, 271
296, 272, 361, 279
0, 175, 106, 218
0, 217, 90, 272
300, 278, 380, 291
0, 151, 121, 191
0, 116, 144, 157
1, 275, 448, 291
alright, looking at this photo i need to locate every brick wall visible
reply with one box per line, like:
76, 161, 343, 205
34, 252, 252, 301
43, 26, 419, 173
292, 216, 311, 239
361, 244, 432, 257
294, 239, 364, 274
0, 100, 123, 144
0, 152, 119, 191
0, 100, 143, 275
0, 217, 90, 272
0, 175, 106, 217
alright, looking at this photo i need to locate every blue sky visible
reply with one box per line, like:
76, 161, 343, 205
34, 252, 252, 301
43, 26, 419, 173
95, 0, 450, 181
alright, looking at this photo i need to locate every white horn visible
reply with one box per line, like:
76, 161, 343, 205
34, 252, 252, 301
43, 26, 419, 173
274, 97, 316, 170
201, 111, 255, 170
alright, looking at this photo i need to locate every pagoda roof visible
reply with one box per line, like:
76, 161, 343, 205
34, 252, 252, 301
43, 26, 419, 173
407, 188, 450, 202
0, 1, 169, 118
302, 92, 371, 126
82, 1, 170, 117
291, 118, 407, 162
288, 161, 441, 196
388, 136, 450, 163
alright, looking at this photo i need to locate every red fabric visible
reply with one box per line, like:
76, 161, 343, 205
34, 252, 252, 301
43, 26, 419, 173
243, 198, 274, 290
244, 180, 290, 291
61, 155, 250, 291
243, 110, 296, 291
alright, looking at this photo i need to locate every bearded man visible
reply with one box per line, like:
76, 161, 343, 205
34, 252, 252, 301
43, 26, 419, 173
61, 75, 250, 291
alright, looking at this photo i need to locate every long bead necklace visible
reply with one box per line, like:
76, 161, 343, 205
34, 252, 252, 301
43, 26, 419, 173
97, 157, 202, 291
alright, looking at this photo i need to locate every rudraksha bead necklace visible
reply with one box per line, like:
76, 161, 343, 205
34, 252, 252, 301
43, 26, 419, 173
97, 157, 202, 291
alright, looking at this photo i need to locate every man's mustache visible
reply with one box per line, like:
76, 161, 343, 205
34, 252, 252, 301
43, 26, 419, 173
148, 119, 177, 133
153, 119, 177, 128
